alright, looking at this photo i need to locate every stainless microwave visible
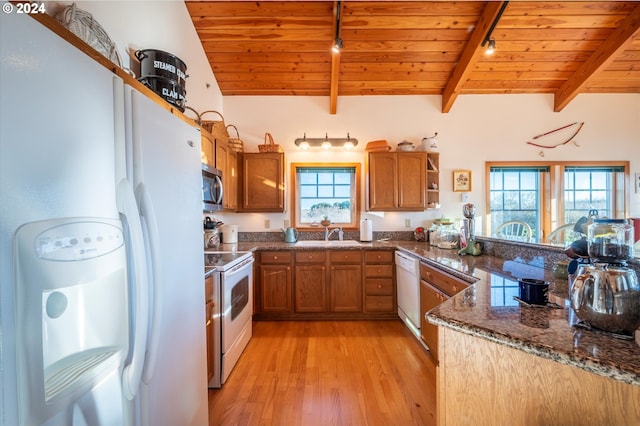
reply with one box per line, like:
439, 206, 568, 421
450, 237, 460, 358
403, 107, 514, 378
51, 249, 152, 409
202, 164, 223, 212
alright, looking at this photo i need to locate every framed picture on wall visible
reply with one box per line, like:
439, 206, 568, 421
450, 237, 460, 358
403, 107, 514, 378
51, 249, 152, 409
453, 169, 472, 192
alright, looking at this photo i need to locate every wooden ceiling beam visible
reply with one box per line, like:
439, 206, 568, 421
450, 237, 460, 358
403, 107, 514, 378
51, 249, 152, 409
554, 4, 640, 112
330, 0, 344, 114
441, 1, 507, 113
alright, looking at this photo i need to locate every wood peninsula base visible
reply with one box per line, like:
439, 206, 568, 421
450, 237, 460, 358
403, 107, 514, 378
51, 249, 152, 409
437, 327, 640, 426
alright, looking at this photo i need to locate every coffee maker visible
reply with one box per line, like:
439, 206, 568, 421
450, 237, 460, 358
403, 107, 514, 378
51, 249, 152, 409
570, 219, 640, 335
458, 203, 482, 256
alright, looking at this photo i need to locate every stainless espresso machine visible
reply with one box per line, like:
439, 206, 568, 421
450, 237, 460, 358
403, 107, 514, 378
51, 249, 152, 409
570, 219, 640, 336
458, 203, 482, 256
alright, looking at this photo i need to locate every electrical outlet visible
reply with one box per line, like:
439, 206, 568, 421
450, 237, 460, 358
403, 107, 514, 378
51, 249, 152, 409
405, 218, 411, 228
264, 219, 270, 229
284, 219, 290, 228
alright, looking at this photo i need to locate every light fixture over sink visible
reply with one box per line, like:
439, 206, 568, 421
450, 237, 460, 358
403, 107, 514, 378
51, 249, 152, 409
295, 133, 358, 150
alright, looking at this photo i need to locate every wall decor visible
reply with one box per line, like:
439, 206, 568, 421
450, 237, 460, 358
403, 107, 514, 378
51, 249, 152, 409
453, 169, 472, 192
526, 122, 584, 149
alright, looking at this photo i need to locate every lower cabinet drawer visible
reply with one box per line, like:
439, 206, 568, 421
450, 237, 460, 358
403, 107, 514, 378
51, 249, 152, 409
365, 279, 393, 295
365, 295, 394, 312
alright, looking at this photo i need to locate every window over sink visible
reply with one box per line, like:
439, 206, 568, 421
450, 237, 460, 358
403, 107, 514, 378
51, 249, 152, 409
291, 163, 361, 230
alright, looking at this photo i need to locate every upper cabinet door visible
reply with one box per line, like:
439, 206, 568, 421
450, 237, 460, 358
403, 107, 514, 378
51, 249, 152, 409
238, 153, 285, 212
397, 153, 426, 209
368, 152, 398, 210
367, 152, 426, 211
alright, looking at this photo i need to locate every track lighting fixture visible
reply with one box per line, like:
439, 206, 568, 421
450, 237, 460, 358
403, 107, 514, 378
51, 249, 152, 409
332, 1, 343, 53
485, 39, 496, 55
332, 37, 343, 53
481, 1, 508, 56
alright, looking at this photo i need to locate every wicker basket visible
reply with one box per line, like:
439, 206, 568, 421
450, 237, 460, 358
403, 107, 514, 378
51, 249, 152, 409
199, 110, 227, 136
258, 132, 283, 153
226, 124, 244, 153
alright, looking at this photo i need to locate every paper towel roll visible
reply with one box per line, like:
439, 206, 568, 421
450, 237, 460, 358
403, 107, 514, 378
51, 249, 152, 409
360, 218, 373, 242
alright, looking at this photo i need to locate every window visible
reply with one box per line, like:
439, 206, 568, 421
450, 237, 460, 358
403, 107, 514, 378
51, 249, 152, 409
563, 165, 626, 223
486, 161, 629, 244
291, 163, 361, 229
489, 166, 549, 241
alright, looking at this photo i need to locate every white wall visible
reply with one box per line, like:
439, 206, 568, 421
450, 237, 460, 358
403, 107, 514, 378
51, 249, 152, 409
220, 94, 640, 233
48, 1, 223, 112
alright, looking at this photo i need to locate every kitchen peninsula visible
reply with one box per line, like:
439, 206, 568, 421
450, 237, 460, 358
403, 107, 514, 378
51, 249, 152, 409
231, 238, 640, 425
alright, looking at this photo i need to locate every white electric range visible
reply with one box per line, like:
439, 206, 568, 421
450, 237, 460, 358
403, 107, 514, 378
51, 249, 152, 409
204, 250, 254, 388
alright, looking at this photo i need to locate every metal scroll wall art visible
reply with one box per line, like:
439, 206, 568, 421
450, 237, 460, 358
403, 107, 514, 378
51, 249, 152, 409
526, 122, 584, 157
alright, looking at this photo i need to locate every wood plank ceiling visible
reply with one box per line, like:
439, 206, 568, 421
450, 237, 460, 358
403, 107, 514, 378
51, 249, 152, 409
186, 1, 640, 113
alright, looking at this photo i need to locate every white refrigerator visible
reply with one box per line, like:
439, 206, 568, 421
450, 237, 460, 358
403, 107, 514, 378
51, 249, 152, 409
1, 12, 208, 426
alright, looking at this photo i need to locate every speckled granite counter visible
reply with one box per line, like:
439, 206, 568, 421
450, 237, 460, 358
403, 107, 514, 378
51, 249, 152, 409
226, 238, 640, 387
393, 242, 640, 388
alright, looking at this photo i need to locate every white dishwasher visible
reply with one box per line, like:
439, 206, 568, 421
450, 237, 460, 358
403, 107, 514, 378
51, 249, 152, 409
395, 251, 421, 339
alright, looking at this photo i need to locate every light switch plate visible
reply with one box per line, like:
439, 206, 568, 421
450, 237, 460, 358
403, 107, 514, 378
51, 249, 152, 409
284, 219, 290, 228
405, 218, 411, 228
264, 219, 270, 229
461, 193, 470, 202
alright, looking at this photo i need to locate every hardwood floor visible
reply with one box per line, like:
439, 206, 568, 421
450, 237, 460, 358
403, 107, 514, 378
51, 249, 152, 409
208, 320, 437, 426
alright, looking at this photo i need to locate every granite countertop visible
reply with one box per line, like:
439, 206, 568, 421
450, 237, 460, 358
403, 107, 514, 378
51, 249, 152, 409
225, 238, 640, 387
393, 242, 640, 388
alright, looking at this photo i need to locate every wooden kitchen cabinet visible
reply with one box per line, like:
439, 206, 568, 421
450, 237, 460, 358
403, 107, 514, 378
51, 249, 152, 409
255, 249, 398, 320
329, 251, 363, 313
420, 279, 448, 363
367, 152, 427, 211
256, 251, 292, 315
237, 152, 284, 212
364, 250, 395, 313
215, 139, 237, 210
204, 275, 215, 383
294, 251, 327, 312
419, 261, 470, 363
201, 129, 215, 169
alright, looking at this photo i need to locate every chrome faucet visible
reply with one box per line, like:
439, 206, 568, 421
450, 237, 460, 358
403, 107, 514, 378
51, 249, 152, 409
324, 226, 343, 241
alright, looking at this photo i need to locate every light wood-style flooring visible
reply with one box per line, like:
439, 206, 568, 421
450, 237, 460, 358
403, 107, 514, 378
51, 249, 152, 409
208, 320, 437, 426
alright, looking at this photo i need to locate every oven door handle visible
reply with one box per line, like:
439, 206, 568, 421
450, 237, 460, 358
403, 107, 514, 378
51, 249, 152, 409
224, 257, 254, 277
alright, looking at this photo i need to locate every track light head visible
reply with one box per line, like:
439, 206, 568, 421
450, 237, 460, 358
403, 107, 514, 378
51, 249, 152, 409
485, 38, 496, 55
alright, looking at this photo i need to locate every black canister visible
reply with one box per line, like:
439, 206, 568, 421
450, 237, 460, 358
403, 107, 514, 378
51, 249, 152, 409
518, 278, 549, 305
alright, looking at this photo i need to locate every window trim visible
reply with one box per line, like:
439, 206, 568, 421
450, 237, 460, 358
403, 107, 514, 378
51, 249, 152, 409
485, 161, 629, 242
290, 162, 361, 231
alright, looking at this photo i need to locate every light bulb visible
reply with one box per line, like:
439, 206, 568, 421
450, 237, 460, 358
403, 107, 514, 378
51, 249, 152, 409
485, 39, 496, 55
322, 141, 332, 150
344, 141, 354, 150
299, 141, 310, 150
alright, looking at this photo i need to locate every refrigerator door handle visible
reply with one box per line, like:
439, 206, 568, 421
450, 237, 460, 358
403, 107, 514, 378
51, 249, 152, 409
136, 183, 163, 385
117, 179, 150, 400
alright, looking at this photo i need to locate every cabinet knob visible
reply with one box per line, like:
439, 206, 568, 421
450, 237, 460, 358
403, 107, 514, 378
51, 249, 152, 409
274, 256, 278, 260
377, 284, 382, 289
452, 285, 458, 292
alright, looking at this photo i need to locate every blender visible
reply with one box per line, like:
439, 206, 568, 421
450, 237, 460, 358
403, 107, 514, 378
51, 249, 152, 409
570, 219, 640, 335
458, 203, 482, 256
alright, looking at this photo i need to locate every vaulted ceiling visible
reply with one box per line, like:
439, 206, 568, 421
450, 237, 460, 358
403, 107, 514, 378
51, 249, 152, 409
186, 1, 640, 113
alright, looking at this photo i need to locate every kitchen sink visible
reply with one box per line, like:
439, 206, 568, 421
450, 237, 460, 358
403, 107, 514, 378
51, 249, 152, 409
295, 240, 361, 247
